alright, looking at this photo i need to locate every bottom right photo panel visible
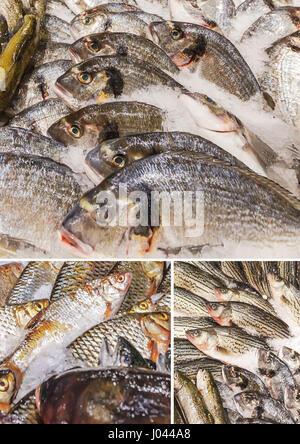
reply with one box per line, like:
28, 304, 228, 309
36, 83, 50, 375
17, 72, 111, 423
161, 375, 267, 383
173, 261, 300, 425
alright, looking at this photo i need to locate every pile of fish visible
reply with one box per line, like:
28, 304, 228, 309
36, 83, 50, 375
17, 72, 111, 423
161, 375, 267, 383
0, 260, 171, 424
174, 261, 300, 424
0, 0, 300, 258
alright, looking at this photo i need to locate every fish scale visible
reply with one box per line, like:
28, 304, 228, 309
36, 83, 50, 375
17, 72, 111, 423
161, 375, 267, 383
175, 262, 224, 299
174, 287, 210, 317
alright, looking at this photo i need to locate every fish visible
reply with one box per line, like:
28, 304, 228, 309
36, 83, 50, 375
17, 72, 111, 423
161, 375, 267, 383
48, 101, 165, 153
0, 300, 49, 361
241, 7, 300, 45
222, 365, 268, 395
220, 262, 247, 283
70, 11, 150, 40
206, 301, 290, 339
36, 367, 170, 424
241, 261, 274, 298
23, 0, 47, 18
8, 60, 73, 115
60, 151, 300, 257
174, 338, 208, 363
32, 42, 72, 67
69, 312, 171, 366
0, 236, 47, 258
187, 325, 268, 364
50, 261, 116, 302
258, 349, 296, 403
213, 287, 278, 317
175, 262, 226, 300
0, 153, 81, 254
175, 358, 223, 381
168, 0, 221, 31
99, 336, 155, 369
46, 0, 75, 21
174, 287, 210, 317
110, 261, 164, 310
9, 391, 40, 424
268, 273, 300, 325
0, 0, 23, 33
175, 398, 186, 424
42, 14, 73, 43
196, 369, 229, 424
280, 346, 300, 375
54, 55, 185, 110
234, 392, 295, 424
0, 271, 132, 412
202, 0, 236, 30
0, 127, 75, 169
69, 32, 179, 74
0, 263, 24, 307
284, 385, 300, 423
236, 0, 275, 24
0, 14, 40, 112
84, 131, 249, 183
7, 261, 63, 305
174, 317, 217, 339
149, 21, 261, 101
9, 99, 72, 136
261, 32, 300, 130
174, 370, 214, 424
0, 16, 8, 54
158, 264, 171, 294
63, 0, 138, 15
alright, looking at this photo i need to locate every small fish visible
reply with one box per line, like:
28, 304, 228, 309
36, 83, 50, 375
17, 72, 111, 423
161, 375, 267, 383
234, 391, 295, 424
70, 11, 150, 40
174, 317, 217, 339
187, 325, 268, 364
149, 21, 261, 101
222, 365, 268, 395
0, 263, 24, 307
175, 370, 214, 424
0, 271, 132, 412
69, 312, 171, 366
196, 369, 229, 424
268, 273, 300, 325
206, 301, 290, 338
9, 99, 72, 136
258, 349, 296, 403
0, 153, 81, 254
69, 32, 178, 74
175, 358, 223, 382
0, 15, 40, 112
280, 346, 300, 375
48, 101, 165, 153
174, 287, 210, 317
54, 55, 185, 110
168, 0, 221, 31
36, 367, 170, 424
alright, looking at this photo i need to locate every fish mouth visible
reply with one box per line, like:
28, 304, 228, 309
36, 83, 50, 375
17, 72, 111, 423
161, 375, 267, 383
83, 160, 104, 185
53, 82, 78, 110
60, 226, 93, 256
68, 46, 83, 63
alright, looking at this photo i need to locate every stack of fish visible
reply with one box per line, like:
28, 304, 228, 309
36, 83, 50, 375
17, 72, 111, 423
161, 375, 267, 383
0, 0, 299, 258
0, 260, 171, 424
174, 261, 300, 424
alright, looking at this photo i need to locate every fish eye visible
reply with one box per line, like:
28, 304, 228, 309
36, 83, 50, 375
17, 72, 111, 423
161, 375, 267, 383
139, 302, 148, 310
204, 96, 215, 104
0, 377, 9, 392
78, 72, 92, 84
69, 125, 82, 138
210, 303, 218, 310
83, 17, 93, 25
159, 313, 169, 321
121, 356, 131, 366
35, 302, 44, 311
88, 41, 100, 53
112, 155, 126, 168
117, 274, 125, 283
171, 28, 183, 40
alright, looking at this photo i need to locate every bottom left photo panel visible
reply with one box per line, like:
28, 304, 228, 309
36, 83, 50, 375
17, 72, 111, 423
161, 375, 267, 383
0, 261, 171, 425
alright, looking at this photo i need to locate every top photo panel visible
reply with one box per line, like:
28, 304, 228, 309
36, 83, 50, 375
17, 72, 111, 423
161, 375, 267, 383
0, 0, 300, 259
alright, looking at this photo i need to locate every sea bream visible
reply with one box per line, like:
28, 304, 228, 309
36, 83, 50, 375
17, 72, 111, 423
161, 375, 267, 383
0, 271, 132, 412
149, 21, 261, 101
59, 152, 300, 257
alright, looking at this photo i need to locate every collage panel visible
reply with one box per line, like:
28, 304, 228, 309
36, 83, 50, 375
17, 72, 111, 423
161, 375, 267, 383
174, 261, 300, 425
0, 261, 171, 424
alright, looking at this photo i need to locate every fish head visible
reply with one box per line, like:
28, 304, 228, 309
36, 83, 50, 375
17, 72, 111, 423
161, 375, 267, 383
206, 302, 231, 326
234, 392, 260, 415
142, 312, 170, 339
186, 328, 216, 351
174, 370, 186, 391
128, 299, 156, 314
0, 369, 18, 413
258, 349, 277, 377
70, 11, 109, 39
70, 34, 118, 62
280, 347, 300, 370
222, 365, 248, 391
15, 299, 50, 328
48, 110, 104, 149
55, 60, 124, 110
179, 92, 241, 132
285, 386, 300, 410
196, 369, 211, 392
214, 287, 233, 302
149, 21, 206, 67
